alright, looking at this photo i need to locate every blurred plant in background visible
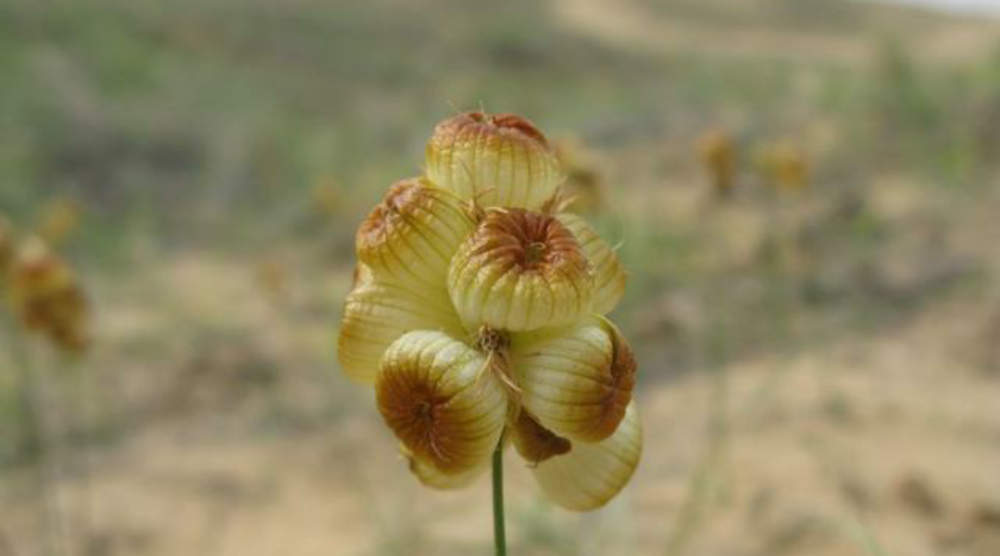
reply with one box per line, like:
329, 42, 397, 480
697, 129, 737, 199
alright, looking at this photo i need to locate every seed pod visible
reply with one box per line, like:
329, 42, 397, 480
448, 208, 593, 332
425, 112, 562, 210
405, 448, 489, 490
376, 331, 507, 475
556, 213, 627, 315
512, 317, 636, 442
338, 274, 464, 385
356, 177, 475, 290
532, 401, 643, 511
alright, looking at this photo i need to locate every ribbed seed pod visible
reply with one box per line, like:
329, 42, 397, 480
337, 277, 464, 384
356, 177, 475, 289
425, 112, 562, 210
557, 213, 627, 315
448, 208, 593, 332
376, 331, 507, 475
532, 401, 643, 512
511, 317, 636, 442
405, 450, 489, 490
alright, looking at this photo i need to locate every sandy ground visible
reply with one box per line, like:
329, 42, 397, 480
2, 199, 999, 556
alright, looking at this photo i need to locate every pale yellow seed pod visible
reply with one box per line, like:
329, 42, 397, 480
376, 330, 508, 475
337, 276, 464, 384
512, 317, 636, 442
356, 177, 475, 289
425, 112, 562, 210
532, 401, 643, 512
405, 449, 488, 490
448, 208, 594, 332
557, 213, 627, 315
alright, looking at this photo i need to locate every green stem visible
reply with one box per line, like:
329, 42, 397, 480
491, 441, 507, 556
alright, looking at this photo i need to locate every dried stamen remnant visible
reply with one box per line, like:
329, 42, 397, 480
449, 209, 593, 332
425, 112, 562, 210
474, 325, 511, 354
511, 411, 571, 465
376, 331, 507, 475
356, 177, 474, 289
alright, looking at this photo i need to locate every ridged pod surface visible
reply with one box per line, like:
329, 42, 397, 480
425, 112, 561, 210
557, 213, 628, 315
356, 177, 474, 289
337, 274, 464, 384
512, 317, 636, 442
448, 208, 593, 332
376, 331, 507, 475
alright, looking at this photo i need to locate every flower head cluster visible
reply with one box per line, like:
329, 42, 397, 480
338, 112, 641, 511
1, 221, 89, 354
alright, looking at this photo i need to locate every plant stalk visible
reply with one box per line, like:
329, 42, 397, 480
491, 441, 507, 556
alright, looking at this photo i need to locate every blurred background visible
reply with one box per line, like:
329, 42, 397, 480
2, 0, 1000, 555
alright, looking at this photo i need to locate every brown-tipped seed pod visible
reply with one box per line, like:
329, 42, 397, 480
425, 112, 562, 210
338, 275, 464, 384
532, 401, 643, 511
448, 208, 593, 332
512, 317, 636, 442
376, 330, 508, 475
356, 177, 475, 290
7, 237, 89, 353
556, 213, 627, 315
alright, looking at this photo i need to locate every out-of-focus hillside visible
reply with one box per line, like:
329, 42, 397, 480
1, 0, 999, 555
